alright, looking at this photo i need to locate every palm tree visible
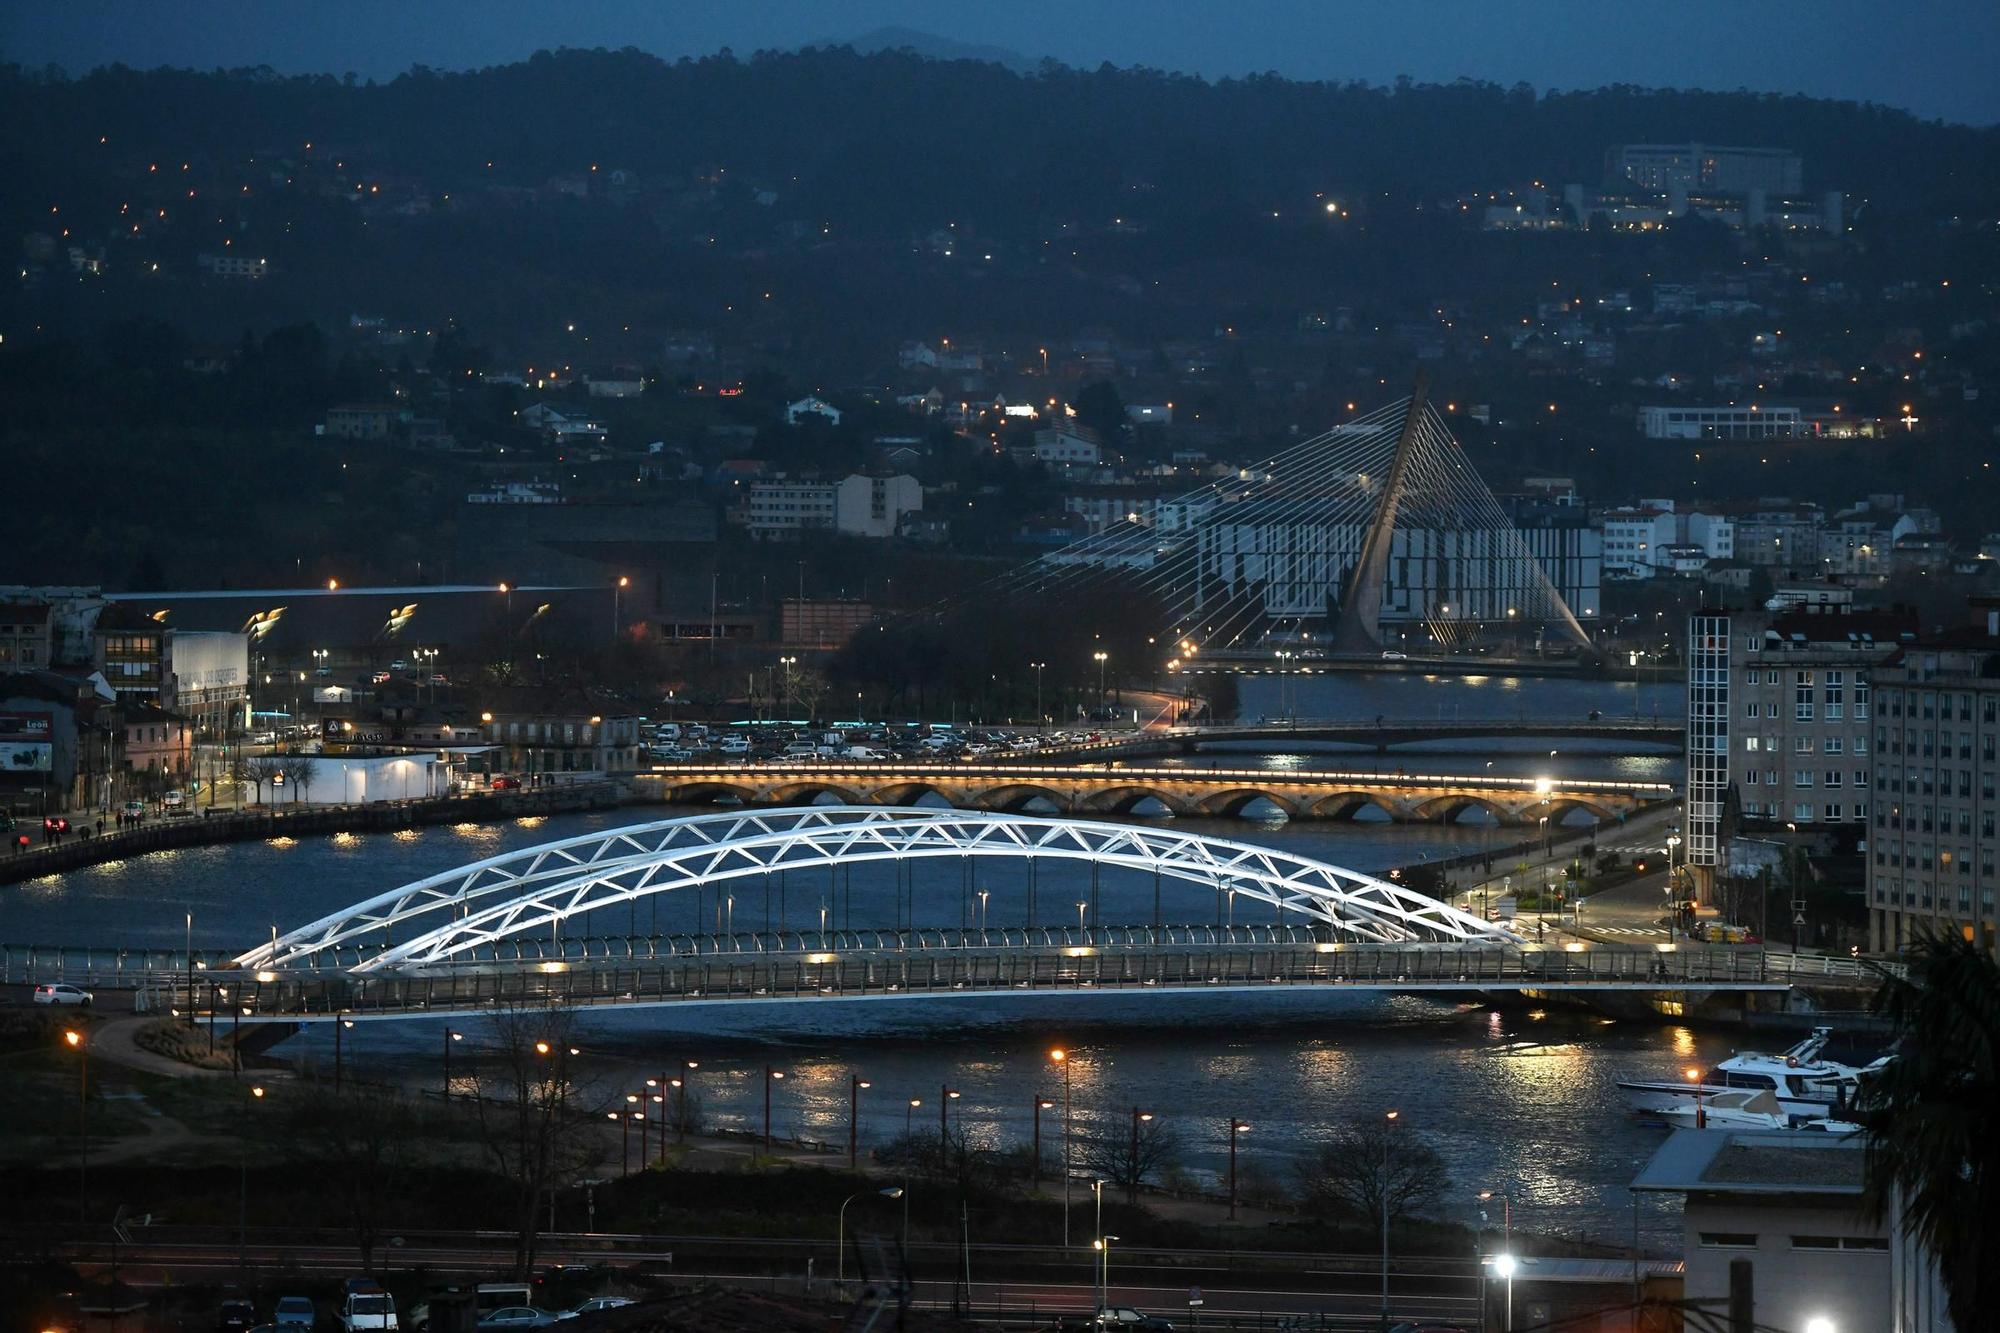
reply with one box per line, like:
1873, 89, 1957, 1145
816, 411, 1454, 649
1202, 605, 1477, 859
1856, 931, 2000, 1329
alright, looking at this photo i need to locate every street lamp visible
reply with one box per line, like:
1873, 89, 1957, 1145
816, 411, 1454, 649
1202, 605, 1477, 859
65, 1028, 87, 1225
239, 1083, 266, 1272
1127, 1107, 1154, 1203
1381, 1109, 1400, 1330
977, 888, 990, 934
1492, 1252, 1518, 1332
1051, 1047, 1073, 1246
1666, 833, 1683, 942
1094, 1233, 1122, 1315
1685, 1065, 1708, 1128
1093, 650, 1109, 715
1228, 1119, 1250, 1219
335, 1015, 355, 1091
848, 1075, 871, 1168
837, 1186, 903, 1284
763, 1065, 786, 1153
442, 1028, 463, 1101
612, 575, 629, 643
1033, 1095, 1057, 1188
1031, 662, 1047, 732
940, 1085, 961, 1140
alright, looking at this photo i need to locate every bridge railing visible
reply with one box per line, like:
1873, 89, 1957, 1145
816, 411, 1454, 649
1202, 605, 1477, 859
3, 933, 1896, 994
93, 938, 1884, 1019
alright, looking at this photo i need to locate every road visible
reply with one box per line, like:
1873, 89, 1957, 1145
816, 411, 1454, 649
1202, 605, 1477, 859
67, 1234, 1482, 1326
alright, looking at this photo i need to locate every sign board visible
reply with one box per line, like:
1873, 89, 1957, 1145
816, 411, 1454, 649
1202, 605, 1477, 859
1187, 1287, 1204, 1307
0, 741, 52, 772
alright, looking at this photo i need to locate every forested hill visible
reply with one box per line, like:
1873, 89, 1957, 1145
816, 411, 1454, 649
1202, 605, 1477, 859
4, 46, 1996, 239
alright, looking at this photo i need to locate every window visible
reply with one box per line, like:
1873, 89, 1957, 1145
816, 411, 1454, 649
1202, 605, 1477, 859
1796, 771, 1815, 788
1746, 770, 1761, 785
1794, 736, 1815, 755
1791, 1235, 1888, 1252
1824, 770, 1843, 788
1700, 1233, 1758, 1249
1744, 737, 1761, 752
1823, 804, 1842, 822
1794, 802, 1814, 821
1824, 738, 1843, 756
1855, 769, 1870, 789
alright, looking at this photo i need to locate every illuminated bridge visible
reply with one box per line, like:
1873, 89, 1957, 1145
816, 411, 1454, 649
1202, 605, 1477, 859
1, 810, 1880, 1022
1046, 717, 1684, 759
634, 763, 1671, 826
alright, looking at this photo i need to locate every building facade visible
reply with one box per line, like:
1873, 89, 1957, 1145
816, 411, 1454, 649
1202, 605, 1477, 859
0, 602, 52, 669
1610, 143, 1804, 195
1685, 604, 1911, 890
1867, 631, 2000, 957
1637, 405, 1804, 440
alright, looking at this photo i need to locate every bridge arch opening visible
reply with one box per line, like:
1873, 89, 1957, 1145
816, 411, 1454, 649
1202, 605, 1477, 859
766, 783, 866, 807
1195, 789, 1298, 821
661, 781, 756, 807
971, 783, 1071, 815
1082, 786, 1186, 818
1409, 795, 1508, 826
1548, 799, 1621, 826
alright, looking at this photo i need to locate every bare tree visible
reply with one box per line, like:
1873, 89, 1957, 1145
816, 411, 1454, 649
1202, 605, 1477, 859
282, 1083, 419, 1271
1079, 1115, 1182, 1200
236, 756, 285, 806
791, 667, 830, 726
280, 757, 314, 804
1296, 1115, 1451, 1224
468, 1004, 608, 1277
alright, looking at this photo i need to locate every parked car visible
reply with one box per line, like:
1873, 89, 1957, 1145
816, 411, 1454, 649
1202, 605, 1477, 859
217, 1300, 259, 1333
476, 1310, 557, 1330
122, 800, 146, 817
1095, 1310, 1174, 1330
274, 1296, 316, 1330
557, 1298, 634, 1319
341, 1284, 398, 1333
490, 776, 522, 790
33, 982, 93, 1007
162, 789, 187, 808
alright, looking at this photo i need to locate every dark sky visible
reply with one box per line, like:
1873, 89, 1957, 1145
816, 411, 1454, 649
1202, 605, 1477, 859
6, 0, 1997, 126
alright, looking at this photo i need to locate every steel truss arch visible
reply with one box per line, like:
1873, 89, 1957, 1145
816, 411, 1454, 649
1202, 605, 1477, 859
237, 806, 1513, 974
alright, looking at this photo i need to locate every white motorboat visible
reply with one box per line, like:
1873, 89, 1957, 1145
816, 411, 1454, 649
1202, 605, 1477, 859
1619, 1027, 1888, 1120
1652, 1088, 1863, 1134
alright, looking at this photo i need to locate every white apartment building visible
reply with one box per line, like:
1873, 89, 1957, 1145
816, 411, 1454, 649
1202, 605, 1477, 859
1637, 405, 1803, 440
1600, 503, 1734, 578
1031, 426, 1102, 465
747, 474, 922, 540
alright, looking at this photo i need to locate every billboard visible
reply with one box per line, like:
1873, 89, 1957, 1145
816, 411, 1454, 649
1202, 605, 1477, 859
0, 741, 51, 771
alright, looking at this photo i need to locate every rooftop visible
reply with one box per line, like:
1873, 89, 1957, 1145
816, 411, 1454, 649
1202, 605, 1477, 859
1630, 1128, 1865, 1196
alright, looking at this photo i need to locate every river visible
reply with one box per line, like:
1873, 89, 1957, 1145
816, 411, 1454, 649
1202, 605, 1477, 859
4, 673, 1721, 1247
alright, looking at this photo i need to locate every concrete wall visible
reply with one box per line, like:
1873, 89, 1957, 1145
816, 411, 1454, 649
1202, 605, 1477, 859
1683, 1196, 1888, 1333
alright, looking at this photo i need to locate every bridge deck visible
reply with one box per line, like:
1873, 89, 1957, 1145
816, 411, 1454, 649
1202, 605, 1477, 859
55, 939, 1868, 1022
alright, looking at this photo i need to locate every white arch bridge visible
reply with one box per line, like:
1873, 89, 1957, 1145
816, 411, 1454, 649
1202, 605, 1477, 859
238, 807, 1511, 976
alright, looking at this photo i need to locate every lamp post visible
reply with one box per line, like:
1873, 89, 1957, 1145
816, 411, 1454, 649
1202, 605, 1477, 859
1492, 1252, 1517, 1333
1228, 1119, 1250, 1219
1091, 1179, 1106, 1307
612, 575, 629, 643
1094, 1232, 1122, 1316
675, 1058, 699, 1142
442, 1028, 462, 1101
238, 1083, 265, 1272
1033, 1096, 1056, 1188
1127, 1107, 1154, 1203
837, 1186, 903, 1285
940, 1085, 961, 1141
65, 1028, 87, 1226
1685, 1065, 1708, 1128
621, 1095, 640, 1175
1381, 1109, 1400, 1331
1031, 662, 1047, 732
334, 1015, 354, 1091
763, 1065, 785, 1154
1093, 651, 1109, 716
1666, 832, 1683, 941
1050, 1047, 1073, 1246
849, 1075, 871, 1169
977, 888, 990, 934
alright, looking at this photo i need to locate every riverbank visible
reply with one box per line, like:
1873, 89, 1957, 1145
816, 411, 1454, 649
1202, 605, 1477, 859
0, 782, 624, 886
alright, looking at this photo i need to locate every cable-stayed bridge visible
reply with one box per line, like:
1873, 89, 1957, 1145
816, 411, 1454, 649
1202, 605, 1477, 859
927, 375, 1595, 659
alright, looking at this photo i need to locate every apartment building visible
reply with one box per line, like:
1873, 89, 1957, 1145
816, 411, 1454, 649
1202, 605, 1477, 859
1684, 603, 1913, 890
1867, 607, 2000, 956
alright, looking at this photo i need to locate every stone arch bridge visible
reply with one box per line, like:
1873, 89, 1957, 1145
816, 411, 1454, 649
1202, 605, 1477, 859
634, 761, 1669, 826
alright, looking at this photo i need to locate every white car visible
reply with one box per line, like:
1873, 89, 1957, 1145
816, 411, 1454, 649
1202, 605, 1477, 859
558, 1299, 634, 1319
162, 789, 186, 808
33, 983, 93, 1007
